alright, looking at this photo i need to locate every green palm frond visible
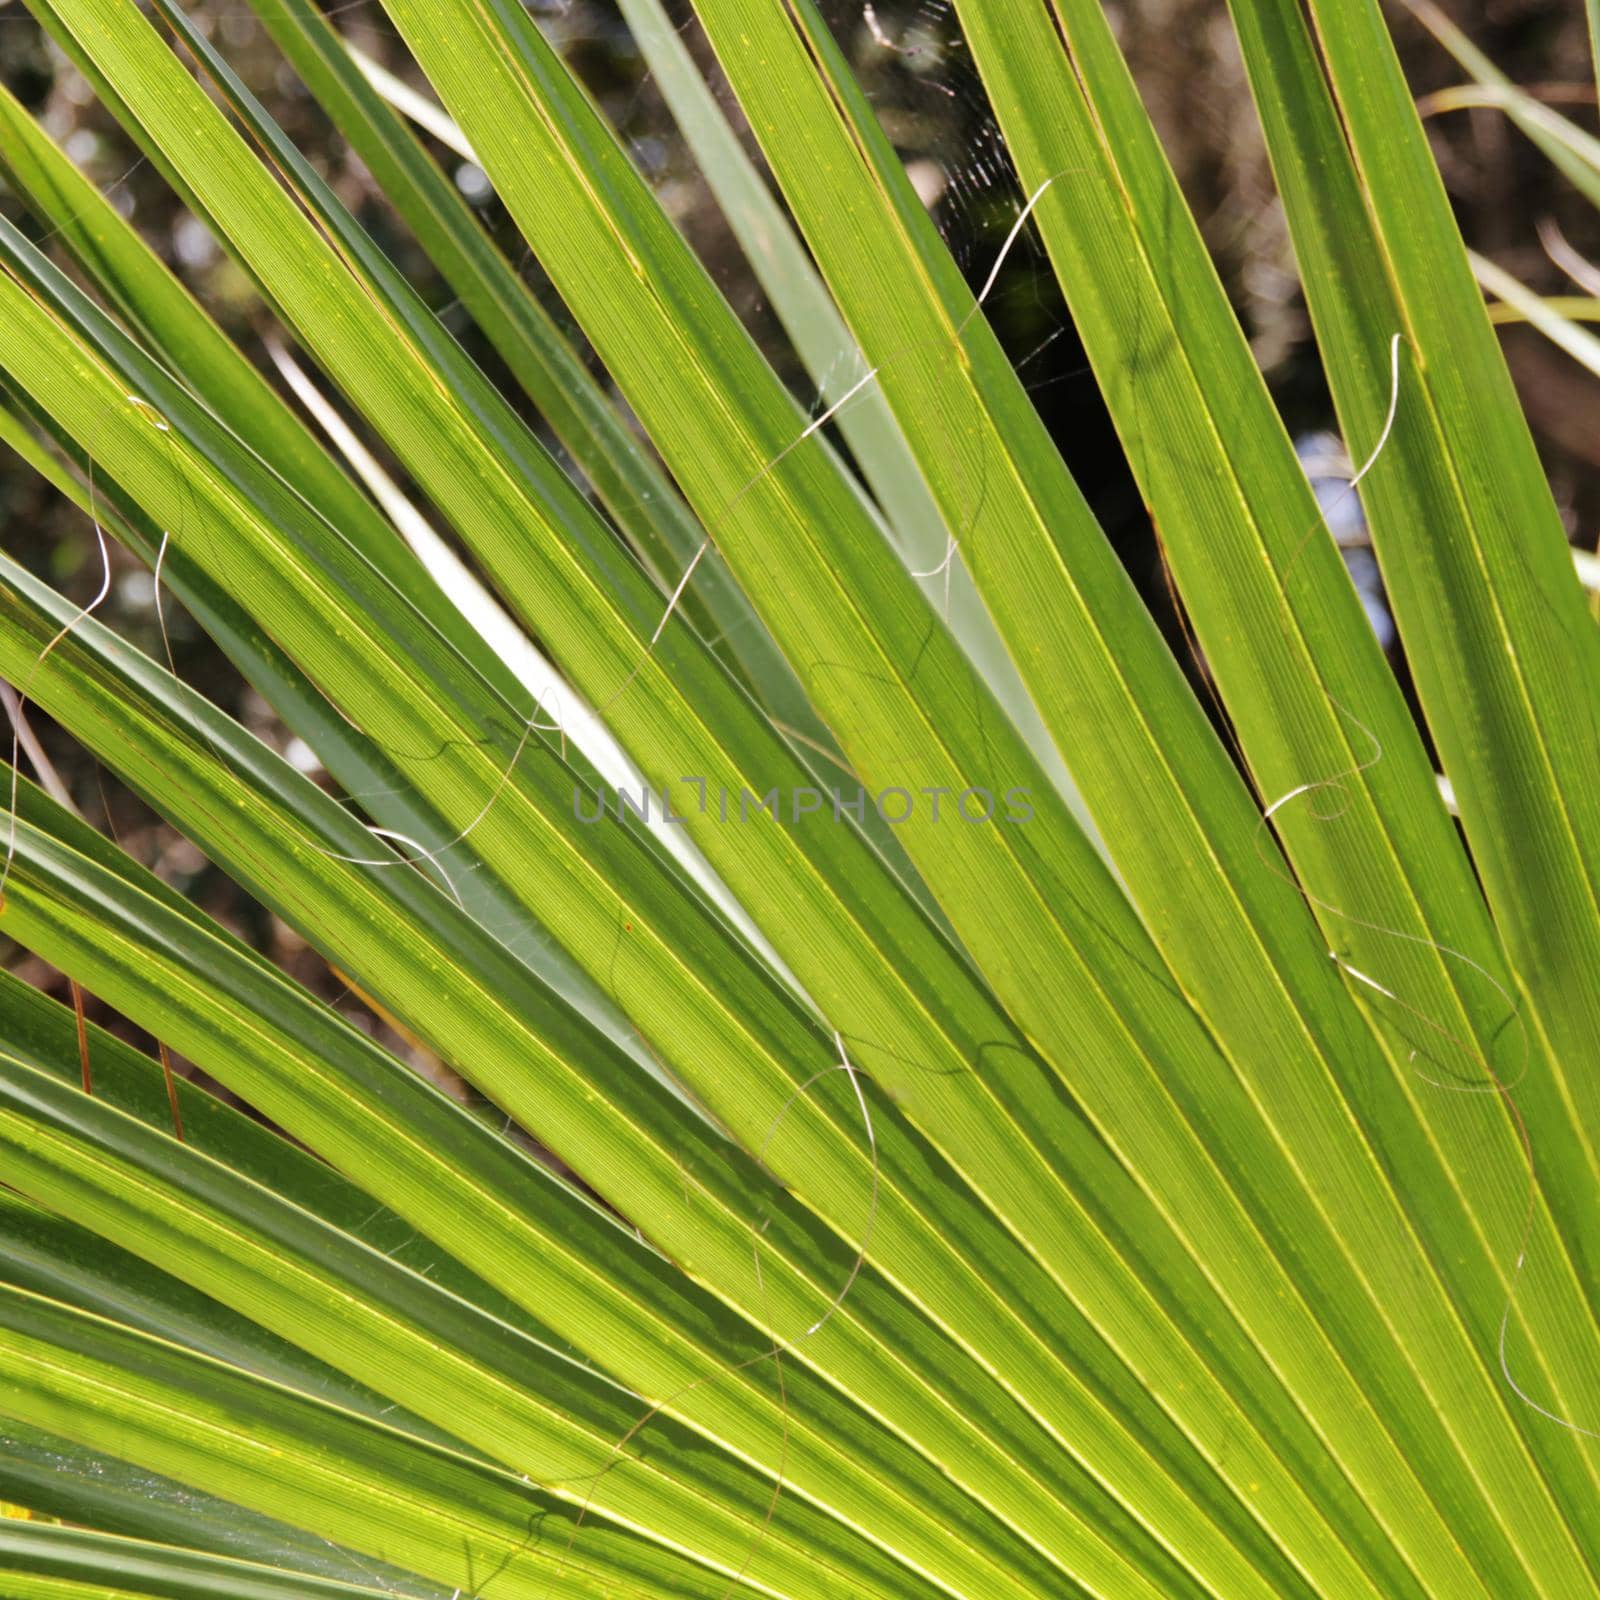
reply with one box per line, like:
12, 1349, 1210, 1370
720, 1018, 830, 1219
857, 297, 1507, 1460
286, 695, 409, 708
0, 1, 1596, 1596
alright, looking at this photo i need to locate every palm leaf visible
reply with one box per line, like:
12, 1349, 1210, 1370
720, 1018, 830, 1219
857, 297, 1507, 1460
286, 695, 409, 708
0, 0, 1595, 1595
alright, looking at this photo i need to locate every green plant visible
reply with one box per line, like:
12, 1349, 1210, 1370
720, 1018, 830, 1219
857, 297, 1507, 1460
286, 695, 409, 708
0, 0, 1597, 1596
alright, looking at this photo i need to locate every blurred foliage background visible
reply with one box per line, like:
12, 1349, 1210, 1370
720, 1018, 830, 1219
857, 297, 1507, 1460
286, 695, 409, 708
2, 0, 1597, 1111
